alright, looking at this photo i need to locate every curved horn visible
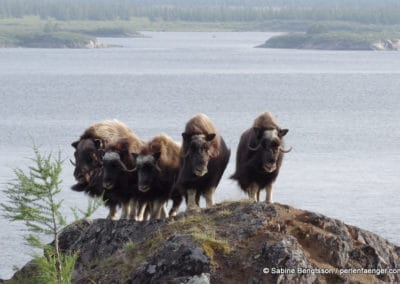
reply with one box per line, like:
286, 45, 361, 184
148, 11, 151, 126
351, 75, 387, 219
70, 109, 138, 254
69, 159, 76, 166
104, 151, 136, 172
279, 146, 293, 153
181, 148, 190, 158
118, 159, 137, 172
155, 163, 162, 172
247, 140, 261, 151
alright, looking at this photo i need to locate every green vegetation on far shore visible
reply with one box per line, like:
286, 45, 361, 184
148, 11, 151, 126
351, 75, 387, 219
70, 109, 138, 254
1, 0, 400, 48
1, 16, 260, 48
260, 23, 400, 50
2, 7, 400, 49
0, 16, 321, 48
0, 17, 143, 48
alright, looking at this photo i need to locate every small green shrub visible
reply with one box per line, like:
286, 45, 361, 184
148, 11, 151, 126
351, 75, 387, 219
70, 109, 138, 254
1, 146, 101, 284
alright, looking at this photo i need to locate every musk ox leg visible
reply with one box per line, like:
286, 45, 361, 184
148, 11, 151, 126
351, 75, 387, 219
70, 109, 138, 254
169, 193, 183, 217
121, 201, 131, 219
204, 187, 216, 208
160, 203, 169, 219
186, 189, 200, 212
265, 184, 273, 204
195, 191, 201, 206
136, 201, 147, 221
247, 184, 258, 202
107, 204, 118, 220
144, 202, 152, 220
128, 199, 138, 220
151, 200, 164, 219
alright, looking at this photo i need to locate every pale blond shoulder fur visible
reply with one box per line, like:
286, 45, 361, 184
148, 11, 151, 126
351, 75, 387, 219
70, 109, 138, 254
81, 120, 139, 146
253, 112, 281, 129
183, 113, 221, 158
142, 134, 181, 170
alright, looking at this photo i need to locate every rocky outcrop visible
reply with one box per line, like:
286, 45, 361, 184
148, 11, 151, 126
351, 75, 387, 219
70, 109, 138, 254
84, 40, 108, 49
7, 201, 400, 283
371, 39, 400, 51
260, 33, 400, 51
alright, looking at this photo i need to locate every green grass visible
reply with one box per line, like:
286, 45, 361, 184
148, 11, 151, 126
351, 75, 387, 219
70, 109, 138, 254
0, 16, 251, 47
123, 241, 138, 258
191, 231, 231, 267
0, 16, 144, 47
262, 28, 400, 50
260, 21, 400, 50
5, 15, 399, 49
120, 215, 232, 271
2, 16, 400, 48
0, 17, 96, 47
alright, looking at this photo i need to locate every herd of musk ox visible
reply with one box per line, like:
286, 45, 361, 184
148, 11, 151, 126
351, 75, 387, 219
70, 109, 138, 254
70, 112, 291, 220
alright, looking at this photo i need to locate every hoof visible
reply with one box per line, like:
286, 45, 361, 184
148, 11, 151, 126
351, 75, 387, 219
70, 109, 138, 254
186, 205, 201, 213
107, 215, 119, 221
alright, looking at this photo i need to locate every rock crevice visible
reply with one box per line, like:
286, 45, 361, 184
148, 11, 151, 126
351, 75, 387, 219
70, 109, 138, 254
8, 202, 400, 283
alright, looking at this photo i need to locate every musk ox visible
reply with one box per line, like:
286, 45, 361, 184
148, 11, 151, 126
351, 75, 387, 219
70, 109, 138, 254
70, 120, 141, 219
102, 134, 145, 220
71, 120, 134, 188
133, 134, 182, 219
231, 112, 291, 204
176, 113, 230, 211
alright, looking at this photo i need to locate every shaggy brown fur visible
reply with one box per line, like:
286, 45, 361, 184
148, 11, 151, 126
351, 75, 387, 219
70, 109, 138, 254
231, 112, 289, 204
140, 134, 181, 170
182, 113, 221, 158
80, 120, 135, 145
105, 134, 145, 154
253, 112, 281, 130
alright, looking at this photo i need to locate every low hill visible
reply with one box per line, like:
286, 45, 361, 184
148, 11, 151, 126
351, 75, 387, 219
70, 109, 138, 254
259, 24, 400, 50
5, 201, 400, 283
260, 32, 400, 50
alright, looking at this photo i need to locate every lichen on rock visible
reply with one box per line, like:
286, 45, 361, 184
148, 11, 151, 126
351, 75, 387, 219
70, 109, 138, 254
7, 201, 400, 283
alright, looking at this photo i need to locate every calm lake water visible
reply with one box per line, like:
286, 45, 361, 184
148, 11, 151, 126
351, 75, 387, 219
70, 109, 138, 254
0, 32, 399, 279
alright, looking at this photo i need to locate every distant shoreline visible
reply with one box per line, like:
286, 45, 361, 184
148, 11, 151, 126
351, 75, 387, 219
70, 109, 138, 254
258, 32, 400, 51
0, 17, 145, 48
2, 17, 400, 50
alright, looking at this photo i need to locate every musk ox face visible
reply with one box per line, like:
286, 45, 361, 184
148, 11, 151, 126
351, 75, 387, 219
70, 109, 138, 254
182, 133, 216, 177
71, 138, 104, 184
102, 150, 136, 190
250, 128, 289, 173
134, 152, 161, 193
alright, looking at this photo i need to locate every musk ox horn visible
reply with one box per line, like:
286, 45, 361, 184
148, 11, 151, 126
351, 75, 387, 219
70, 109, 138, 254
247, 140, 261, 151
118, 159, 137, 172
181, 149, 190, 158
104, 151, 136, 172
279, 146, 292, 153
155, 163, 162, 172
69, 159, 76, 166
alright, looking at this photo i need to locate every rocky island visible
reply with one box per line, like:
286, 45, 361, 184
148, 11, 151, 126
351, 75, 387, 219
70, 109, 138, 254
0, 17, 143, 48
259, 26, 400, 51
0, 32, 106, 49
4, 201, 400, 283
